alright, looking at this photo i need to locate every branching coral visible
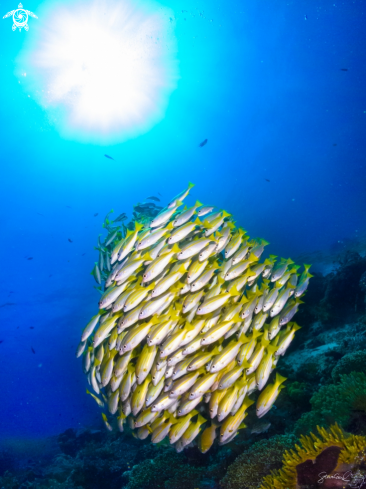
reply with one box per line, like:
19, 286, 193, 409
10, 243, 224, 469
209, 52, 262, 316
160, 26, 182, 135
260, 424, 366, 489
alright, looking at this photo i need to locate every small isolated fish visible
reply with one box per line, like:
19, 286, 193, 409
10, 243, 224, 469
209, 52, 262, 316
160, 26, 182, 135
104, 154, 114, 160
31, 347, 35, 354
37, 212, 44, 216
27, 257, 33, 260
340, 68, 348, 71
0, 303, 16, 308
0, 341, 3, 344
199, 139, 208, 147
147, 196, 161, 202
68, 239, 73, 243
251, 421, 271, 434
265, 179, 270, 182
30, 327, 34, 329
94, 213, 98, 217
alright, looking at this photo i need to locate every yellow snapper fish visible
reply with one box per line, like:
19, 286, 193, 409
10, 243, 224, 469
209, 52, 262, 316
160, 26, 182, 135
180, 413, 206, 448
86, 389, 104, 407
225, 229, 245, 259
123, 283, 155, 312
136, 224, 173, 250
198, 421, 220, 453
168, 182, 195, 209
275, 322, 301, 356
197, 288, 239, 315
102, 413, 113, 431
142, 244, 180, 283
79, 183, 310, 452
203, 211, 231, 237
173, 201, 203, 227
217, 375, 247, 422
256, 372, 286, 418
150, 201, 183, 228
177, 237, 215, 261
169, 410, 199, 443
118, 222, 144, 262
220, 397, 254, 443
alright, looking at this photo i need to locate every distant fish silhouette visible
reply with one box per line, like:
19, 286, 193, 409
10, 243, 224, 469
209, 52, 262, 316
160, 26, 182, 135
333, 143, 337, 146
94, 213, 98, 217
37, 212, 44, 216
68, 238, 73, 243
31, 347, 35, 354
104, 154, 114, 160
199, 139, 208, 147
0, 341, 3, 344
0, 302, 16, 308
158, 192, 162, 196
147, 196, 160, 202
82, 253, 86, 256
340, 68, 348, 71
27, 257, 33, 260
265, 179, 270, 182
30, 327, 34, 329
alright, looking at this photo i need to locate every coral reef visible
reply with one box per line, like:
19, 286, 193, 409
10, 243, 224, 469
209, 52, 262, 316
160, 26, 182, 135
293, 373, 366, 436
331, 349, 366, 382
219, 434, 296, 489
260, 424, 366, 489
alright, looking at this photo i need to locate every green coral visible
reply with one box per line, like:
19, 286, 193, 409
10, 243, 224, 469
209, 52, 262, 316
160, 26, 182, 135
125, 449, 188, 489
286, 381, 312, 403
332, 349, 366, 381
293, 372, 366, 436
219, 434, 296, 489
125, 446, 224, 489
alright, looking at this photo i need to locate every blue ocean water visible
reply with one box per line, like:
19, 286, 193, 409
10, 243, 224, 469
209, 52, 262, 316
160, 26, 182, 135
0, 0, 365, 449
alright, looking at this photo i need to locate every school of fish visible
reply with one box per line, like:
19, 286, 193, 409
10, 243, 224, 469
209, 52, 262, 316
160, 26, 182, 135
77, 183, 312, 453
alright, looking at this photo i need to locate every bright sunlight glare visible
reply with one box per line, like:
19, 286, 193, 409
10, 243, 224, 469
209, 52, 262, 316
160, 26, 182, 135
16, 0, 179, 143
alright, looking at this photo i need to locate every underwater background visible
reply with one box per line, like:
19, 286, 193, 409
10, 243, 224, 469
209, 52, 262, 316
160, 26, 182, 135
1, 0, 366, 487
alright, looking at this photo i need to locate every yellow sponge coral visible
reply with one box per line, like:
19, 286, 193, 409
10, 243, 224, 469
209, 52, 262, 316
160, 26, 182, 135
260, 424, 366, 489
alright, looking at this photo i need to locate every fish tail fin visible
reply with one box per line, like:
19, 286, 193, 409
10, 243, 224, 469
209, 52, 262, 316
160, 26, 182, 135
188, 182, 195, 189
194, 217, 202, 226
275, 372, 287, 385
229, 285, 240, 296
171, 244, 180, 253
135, 222, 144, 232
266, 344, 278, 355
